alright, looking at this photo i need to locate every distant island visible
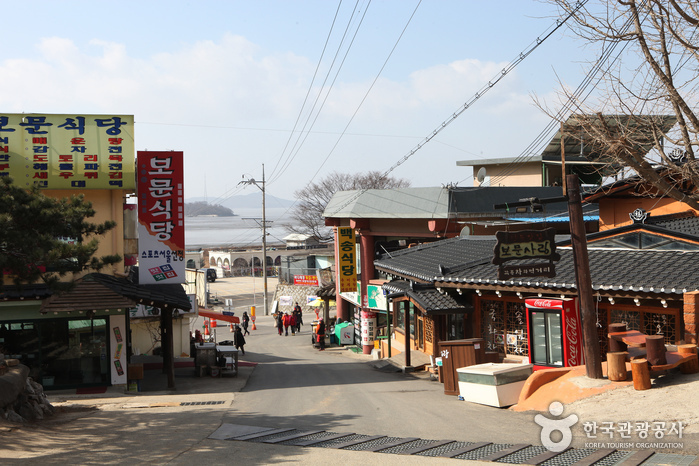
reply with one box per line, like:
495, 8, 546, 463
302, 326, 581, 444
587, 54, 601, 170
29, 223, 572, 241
184, 202, 237, 217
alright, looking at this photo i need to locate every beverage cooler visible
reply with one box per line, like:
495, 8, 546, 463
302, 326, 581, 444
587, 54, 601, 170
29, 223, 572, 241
525, 297, 584, 370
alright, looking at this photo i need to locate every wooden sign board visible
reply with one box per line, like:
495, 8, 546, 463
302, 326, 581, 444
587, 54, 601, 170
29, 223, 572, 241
498, 262, 556, 280
492, 228, 559, 265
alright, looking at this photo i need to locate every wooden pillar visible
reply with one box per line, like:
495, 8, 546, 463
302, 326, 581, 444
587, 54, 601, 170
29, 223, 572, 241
631, 359, 651, 390
608, 323, 627, 352
404, 301, 411, 368
645, 335, 667, 366
678, 344, 699, 374
606, 352, 628, 381
567, 174, 603, 379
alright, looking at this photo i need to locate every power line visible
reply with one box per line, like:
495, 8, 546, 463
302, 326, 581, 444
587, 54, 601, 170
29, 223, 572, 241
324, 0, 588, 217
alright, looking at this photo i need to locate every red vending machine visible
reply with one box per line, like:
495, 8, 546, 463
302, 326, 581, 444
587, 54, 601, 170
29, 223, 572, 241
525, 297, 584, 370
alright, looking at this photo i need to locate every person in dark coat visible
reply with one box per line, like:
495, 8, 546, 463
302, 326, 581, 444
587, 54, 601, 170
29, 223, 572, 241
275, 312, 284, 335
234, 325, 246, 355
316, 318, 326, 351
242, 311, 250, 336
293, 303, 303, 333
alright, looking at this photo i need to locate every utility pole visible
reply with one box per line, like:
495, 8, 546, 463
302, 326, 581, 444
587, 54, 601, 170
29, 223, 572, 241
239, 164, 269, 316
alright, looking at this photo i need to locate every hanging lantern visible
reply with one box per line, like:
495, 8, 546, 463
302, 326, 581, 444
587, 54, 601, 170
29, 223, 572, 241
211, 319, 217, 328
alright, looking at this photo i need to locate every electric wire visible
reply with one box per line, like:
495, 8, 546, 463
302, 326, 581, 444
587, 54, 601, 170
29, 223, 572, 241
323, 0, 588, 217
268, 0, 374, 186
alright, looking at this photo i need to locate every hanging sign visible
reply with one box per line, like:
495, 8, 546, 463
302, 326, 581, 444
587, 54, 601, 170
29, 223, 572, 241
337, 227, 357, 292
137, 151, 185, 284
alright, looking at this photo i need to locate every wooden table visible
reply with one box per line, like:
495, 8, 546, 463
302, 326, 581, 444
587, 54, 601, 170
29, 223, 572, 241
608, 330, 647, 347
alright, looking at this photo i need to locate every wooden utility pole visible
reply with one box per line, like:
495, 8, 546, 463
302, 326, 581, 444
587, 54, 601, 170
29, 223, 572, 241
160, 308, 176, 389
566, 174, 603, 379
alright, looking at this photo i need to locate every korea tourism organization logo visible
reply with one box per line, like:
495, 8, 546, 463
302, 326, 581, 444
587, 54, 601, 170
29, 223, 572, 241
535, 402, 684, 452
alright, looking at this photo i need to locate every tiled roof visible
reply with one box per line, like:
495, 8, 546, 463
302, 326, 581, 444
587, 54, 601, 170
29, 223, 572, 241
376, 237, 699, 296
40, 273, 191, 313
436, 248, 699, 295
647, 214, 699, 237
382, 280, 471, 313
374, 236, 497, 282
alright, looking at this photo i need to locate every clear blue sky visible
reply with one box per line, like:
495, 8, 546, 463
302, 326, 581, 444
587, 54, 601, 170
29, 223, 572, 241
0, 1, 599, 206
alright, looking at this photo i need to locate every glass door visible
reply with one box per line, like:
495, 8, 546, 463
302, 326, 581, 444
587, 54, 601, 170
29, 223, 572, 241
546, 312, 564, 366
530, 312, 548, 365
529, 310, 563, 367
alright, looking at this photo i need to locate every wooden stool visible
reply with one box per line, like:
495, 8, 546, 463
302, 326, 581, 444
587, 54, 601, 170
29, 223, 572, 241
608, 323, 628, 352
606, 351, 629, 381
631, 359, 651, 390
645, 335, 666, 366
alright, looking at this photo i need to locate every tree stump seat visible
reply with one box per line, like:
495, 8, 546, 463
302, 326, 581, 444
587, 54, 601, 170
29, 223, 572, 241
630, 346, 699, 390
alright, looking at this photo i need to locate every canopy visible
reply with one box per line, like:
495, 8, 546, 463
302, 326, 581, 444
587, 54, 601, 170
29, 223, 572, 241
198, 309, 240, 324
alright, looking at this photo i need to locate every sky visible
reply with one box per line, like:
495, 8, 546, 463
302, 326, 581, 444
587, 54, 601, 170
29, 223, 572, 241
0, 1, 603, 209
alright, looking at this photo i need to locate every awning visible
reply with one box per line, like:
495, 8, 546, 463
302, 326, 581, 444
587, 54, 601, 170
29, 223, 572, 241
198, 309, 240, 324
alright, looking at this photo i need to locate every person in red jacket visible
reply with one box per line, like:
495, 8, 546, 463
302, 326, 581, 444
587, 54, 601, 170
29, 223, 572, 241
316, 318, 326, 351
283, 312, 297, 336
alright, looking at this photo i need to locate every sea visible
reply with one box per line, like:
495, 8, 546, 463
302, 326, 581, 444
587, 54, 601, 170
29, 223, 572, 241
185, 207, 298, 249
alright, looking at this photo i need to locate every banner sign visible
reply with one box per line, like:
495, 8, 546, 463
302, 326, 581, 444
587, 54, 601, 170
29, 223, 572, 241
137, 151, 185, 284
293, 274, 319, 286
0, 113, 135, 189
337, 227, 357, 292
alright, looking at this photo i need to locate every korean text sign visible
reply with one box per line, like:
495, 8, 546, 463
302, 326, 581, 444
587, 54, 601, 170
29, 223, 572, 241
0, 113, 135, 189
337, 227, 357, 292
137, 151, 185, 284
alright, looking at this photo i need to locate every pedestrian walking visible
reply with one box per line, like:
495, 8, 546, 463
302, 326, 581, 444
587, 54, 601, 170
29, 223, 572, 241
233, 325, 246, 355
316, 318, 326, 351
293, 303, 303, 333
289, 312, 297, 336
283, 312, 292, 336
275, 312, 283, 336
242, 311, 250, 336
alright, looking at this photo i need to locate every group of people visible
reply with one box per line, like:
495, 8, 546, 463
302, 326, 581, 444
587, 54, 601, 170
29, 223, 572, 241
275, 302, 304, 336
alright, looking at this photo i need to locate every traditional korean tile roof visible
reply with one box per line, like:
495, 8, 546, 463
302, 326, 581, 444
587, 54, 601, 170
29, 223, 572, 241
40, 273, 191, 313
374, 236, 497, 282
382, 280, 471, 314
375, 236, 699, 296
647, 213, 699, 237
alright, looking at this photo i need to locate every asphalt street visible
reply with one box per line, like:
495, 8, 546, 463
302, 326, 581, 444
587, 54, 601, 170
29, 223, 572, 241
2, 277, 695, 464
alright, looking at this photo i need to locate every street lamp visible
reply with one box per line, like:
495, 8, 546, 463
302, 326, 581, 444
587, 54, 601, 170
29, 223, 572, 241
239, 164, 269, 316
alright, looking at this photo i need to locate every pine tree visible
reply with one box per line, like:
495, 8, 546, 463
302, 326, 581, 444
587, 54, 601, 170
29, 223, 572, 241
0, 177, 121, 290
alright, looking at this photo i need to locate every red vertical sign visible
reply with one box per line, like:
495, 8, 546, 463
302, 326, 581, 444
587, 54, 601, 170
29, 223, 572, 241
137, 151, 185, 284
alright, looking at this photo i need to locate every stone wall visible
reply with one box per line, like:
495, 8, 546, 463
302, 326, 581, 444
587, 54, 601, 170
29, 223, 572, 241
273, 285, 335, 318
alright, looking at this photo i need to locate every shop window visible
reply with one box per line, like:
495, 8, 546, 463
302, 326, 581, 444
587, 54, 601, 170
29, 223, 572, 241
394, 301, 415, 337
480, 298, 529, 357
610, 308, 676, 345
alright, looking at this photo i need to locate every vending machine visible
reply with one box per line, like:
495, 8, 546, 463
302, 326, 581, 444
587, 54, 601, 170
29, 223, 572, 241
525, 297, 584, 370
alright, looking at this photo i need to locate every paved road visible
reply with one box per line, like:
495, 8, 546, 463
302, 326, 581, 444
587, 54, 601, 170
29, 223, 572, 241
4, 277, 694, 464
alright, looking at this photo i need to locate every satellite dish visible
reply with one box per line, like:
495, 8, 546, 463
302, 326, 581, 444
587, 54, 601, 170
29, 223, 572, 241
460, 225, 471, 237
476, 167, 487, 184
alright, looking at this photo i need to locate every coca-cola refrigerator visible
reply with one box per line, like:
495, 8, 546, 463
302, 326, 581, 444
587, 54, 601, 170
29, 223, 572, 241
525, 297, 584, 370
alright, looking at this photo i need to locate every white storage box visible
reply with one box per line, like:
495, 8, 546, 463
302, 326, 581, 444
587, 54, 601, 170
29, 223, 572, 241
456, 363, 533, 407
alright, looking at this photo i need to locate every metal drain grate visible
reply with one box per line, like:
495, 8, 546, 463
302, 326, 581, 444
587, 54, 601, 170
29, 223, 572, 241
343, 436, 403, 451
247, 429, 307, 443
277, 431, 345, 446
593, 450, 635, 465
313, 434, 375, 448
180, 401, 226, 406
641, 453, 699, 466
455, 443, 513, 461
496, 445, 549, 464
416, 441, 478, 457
541, 448, 597, 465
380, 438, 440, 455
